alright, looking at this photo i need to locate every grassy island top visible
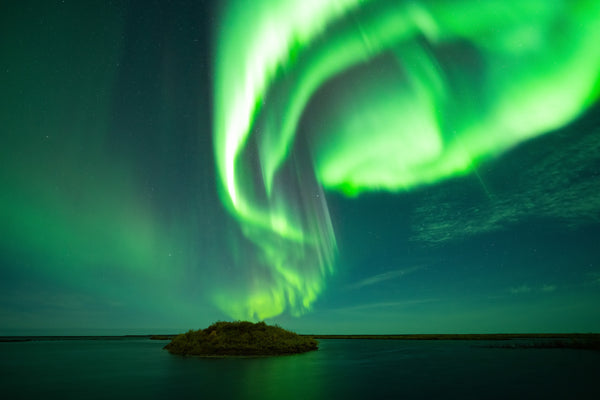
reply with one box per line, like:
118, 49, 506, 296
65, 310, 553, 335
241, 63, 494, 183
163, 321, 318, 356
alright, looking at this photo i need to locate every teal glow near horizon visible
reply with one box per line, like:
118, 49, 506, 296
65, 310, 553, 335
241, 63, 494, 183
214, 0, 600, 319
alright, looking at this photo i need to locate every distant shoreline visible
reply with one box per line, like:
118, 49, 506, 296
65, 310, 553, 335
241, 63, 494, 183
3, 333, 599, 350
0, 335, 177, 342
2, 333, 599, 342
305, 333, 600, 340
305, 333, 600, 350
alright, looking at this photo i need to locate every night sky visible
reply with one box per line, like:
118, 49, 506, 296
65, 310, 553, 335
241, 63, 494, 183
1, 0, 599, 335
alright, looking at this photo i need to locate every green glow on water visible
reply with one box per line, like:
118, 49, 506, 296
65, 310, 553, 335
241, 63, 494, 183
213, 0, 600, 319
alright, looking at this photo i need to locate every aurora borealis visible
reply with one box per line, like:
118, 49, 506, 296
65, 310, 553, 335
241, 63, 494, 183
1, 0, 600, 334
214, 0, 600, 320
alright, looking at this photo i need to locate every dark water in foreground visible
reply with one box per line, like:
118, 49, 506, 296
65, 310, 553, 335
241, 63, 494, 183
1, 338, 598, 399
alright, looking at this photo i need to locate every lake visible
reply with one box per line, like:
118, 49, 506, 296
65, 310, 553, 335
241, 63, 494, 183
1, 338, 598, 399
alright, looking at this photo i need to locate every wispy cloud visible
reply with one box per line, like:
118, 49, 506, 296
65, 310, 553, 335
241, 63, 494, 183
509, 285, 532, 294
587, 272, 600, 285
411, 129, 600, 244
509, 284, 557, 295
541, 284, 557, 293
347, 266, 424, 290
333, 298, 439, 312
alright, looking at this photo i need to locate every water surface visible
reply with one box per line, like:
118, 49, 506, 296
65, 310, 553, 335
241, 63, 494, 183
1, 338, 598, 399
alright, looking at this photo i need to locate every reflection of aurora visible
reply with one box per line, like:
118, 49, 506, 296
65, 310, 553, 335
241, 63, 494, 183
213, 0, 600, 320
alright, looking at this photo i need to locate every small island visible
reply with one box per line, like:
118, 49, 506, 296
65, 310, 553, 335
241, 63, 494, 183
163, 321, 318, 356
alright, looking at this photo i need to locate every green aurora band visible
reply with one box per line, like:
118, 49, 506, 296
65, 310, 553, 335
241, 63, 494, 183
213, 0, 600, 320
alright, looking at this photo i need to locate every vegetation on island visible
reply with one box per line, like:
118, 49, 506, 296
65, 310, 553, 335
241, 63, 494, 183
163, 321, 318, 356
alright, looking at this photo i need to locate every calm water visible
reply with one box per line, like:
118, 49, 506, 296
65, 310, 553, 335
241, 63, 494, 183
1, 338, 598, 399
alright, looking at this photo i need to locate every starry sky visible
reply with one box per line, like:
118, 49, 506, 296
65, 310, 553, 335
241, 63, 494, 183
1, 0, 599, 335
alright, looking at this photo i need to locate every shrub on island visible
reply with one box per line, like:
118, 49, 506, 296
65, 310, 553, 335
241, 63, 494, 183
163, 321, 318, 356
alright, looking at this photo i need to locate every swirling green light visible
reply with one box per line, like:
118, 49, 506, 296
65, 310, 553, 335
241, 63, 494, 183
213, 0, 600, 320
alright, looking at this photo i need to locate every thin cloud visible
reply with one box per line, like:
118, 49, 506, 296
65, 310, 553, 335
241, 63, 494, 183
411, 129, 600, 244
334, 298, 439, 312
587, 272, 600, 285
509, 284, 557, 295
541, 284, 557, 293
509, 285, 532, 294
347, 266, 424, 290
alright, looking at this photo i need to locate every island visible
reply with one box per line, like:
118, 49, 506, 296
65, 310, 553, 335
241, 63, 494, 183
163, 321, 318, 356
